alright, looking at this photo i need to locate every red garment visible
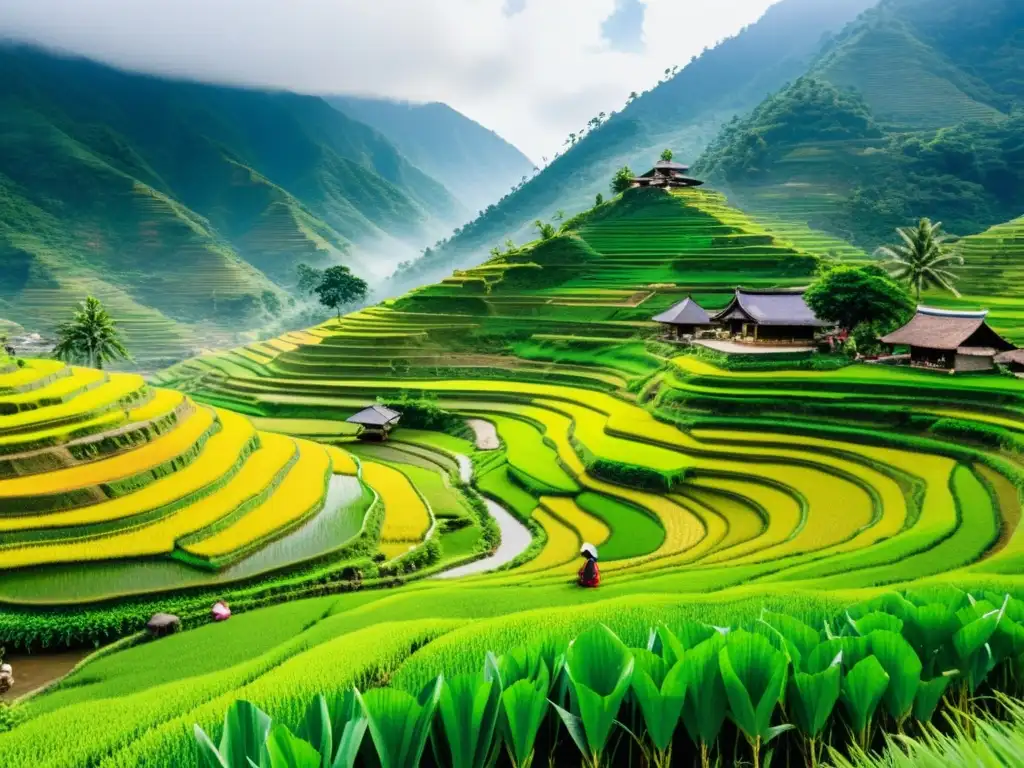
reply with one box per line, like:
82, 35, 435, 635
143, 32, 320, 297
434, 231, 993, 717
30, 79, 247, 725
578, 560, 600, 588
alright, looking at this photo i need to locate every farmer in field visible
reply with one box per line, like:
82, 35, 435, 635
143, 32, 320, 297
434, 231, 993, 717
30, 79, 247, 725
578, 543, 600, 588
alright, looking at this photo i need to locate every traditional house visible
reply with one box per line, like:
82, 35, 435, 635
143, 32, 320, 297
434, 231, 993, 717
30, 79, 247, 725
347, 405, 402, 441
712, 288, 831, 343
632, 161, 704, 189
880, 307, 1015, 372
652, 297, 713, 339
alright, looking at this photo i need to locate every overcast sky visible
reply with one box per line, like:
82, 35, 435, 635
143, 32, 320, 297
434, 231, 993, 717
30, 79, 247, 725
0, 0, 778, 161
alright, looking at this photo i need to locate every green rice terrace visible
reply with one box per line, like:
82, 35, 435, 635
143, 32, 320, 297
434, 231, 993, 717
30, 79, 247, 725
1, 187, 1024, 766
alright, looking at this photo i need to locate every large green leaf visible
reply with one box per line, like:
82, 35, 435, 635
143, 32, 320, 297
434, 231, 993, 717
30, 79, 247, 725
681, 634, 728, 748
760, 611, 820, 665
326, 690, 367, 768
631, 649, 687, 753
432, 673, 501, 768
561, 625, 635, 763
213, 700, 273, 768
953, 599, 1005, 693
840, 656, 889, 742
195, 724, 230, 768
357, 677, 442, 768
850, 611, 903, 636
499, 665, 550, 768
718, 631, 790, 746
904, 604, 960, 675
913, 674, 954, 723
788, 653, 841, 739
263, 725, 321, 768
298, 695, 332, 768
869, 630, 922, 723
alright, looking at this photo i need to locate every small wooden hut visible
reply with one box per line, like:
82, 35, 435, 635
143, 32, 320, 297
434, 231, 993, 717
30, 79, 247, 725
881, 307, 1015, 372
632, 161, 704, 189
712, 288, 831, 343
347, 405, 402, 441
652, 297, 713, 338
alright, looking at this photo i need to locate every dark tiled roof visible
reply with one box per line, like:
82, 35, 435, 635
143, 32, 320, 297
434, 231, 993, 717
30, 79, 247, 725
652, 297, 712, 325
346, 405, 402, 427
881, 307, 1009, 351
713, 289, 829, 327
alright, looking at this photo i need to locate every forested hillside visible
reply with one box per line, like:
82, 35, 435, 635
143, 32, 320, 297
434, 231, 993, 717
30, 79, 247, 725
388, 0, 878, 294
328, 97, 535, 214
695, 0, 1024, 252
0, 46, 467, 363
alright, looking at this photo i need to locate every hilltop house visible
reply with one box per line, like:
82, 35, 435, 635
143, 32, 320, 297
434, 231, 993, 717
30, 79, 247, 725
347, 405, 402, 441
632, 161, 704, 189
881, 307, 1015, 373
652, 297, 714, 339
712, 288, 831, 343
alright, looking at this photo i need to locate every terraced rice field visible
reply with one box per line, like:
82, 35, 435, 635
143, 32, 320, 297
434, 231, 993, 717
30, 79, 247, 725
4, 185, 1024, 768
0, 361, 374, 600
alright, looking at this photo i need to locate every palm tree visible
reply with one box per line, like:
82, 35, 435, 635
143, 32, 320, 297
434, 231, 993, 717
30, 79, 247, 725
53, 296, 131, 370
875, 218, 964, 301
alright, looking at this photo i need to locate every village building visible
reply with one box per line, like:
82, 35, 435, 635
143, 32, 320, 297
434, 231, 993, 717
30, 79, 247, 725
632, 161, 704, 189
712, 288, 831, 343
651, 297, 714, 339
996, 349, 1024, 377
347, 404, 402, 441
880, 307, 1015, 373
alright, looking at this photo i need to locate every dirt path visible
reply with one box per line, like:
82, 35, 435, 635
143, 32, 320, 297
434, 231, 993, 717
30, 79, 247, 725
434, 497, 532, 579
466, 418, 499, 451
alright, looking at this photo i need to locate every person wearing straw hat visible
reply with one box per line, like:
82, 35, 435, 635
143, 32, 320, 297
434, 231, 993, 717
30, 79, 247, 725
578, 543, 600, 588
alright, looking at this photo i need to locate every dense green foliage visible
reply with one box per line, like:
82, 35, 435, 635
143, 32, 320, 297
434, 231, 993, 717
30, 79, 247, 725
695, 0, 1024, 259
52, 296, 132, 370
804, 266, 915, 332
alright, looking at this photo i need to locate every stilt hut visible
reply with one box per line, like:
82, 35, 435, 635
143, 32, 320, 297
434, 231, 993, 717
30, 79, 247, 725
632, 161, 704, 189
347, 405, 402, 441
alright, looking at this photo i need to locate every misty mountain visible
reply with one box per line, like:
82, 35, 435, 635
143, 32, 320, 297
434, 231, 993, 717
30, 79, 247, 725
0, 44, 472, 362
328, 96, 536, 215
389, 0, 880, 293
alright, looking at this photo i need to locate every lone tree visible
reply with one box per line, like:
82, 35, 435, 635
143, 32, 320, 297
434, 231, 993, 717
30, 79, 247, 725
876, 218, 964, 300
315, 265, 368, 320
805, 265, 914, 333
611, 166, 635, 195
595, 192, 604, 207
660, 148, 674, 162
53, 296, 131, 370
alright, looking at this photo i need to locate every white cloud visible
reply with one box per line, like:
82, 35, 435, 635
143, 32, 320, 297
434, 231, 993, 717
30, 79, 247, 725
0, 0, 777, 160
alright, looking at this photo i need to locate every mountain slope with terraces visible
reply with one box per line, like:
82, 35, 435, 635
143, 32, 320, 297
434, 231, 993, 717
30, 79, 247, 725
4, 180, 1024, 766
0, 45, 471, 363
694, 0, 1024, 272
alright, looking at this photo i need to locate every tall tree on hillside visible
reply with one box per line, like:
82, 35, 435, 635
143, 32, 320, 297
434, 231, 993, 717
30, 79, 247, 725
876, 219, 964, 300
53, 296, 131, 370
661, 148, 674, 162
611, 166, 635, 195
315, 266, 369, 320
